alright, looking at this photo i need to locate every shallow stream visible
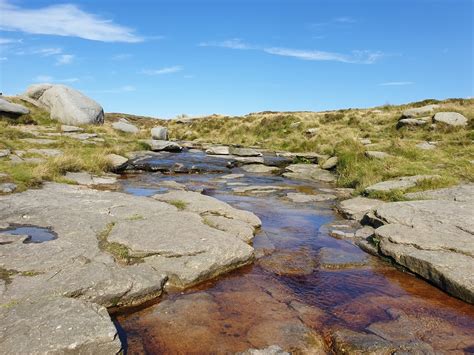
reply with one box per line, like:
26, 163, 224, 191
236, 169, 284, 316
114, 152, 474, 354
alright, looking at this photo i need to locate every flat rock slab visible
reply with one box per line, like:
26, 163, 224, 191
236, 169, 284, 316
286, 192, 336, 203
404, 183, 474, 202
0, 296, 121, 354
318, 247, 368, 269
229, 147, 263, 157
372, 198, 474, 303
337, 197, 385, 222
365, 175, 438, 193
283, 164, 336, 182
0, 97, 29, 116
65, 172, 118, 185
241, 164, 279, 174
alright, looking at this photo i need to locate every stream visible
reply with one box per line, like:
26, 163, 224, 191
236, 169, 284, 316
114, 152, 474, 354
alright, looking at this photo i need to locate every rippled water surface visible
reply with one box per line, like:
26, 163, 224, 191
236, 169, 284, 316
115, 154, 474, 354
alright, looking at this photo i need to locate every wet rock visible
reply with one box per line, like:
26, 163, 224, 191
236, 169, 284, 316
230, 147, 263, 157
241, 164, 279, 174
373, 198, 474, 303
355, 239, 379, 256
337, 197, 384, 222
318, 247, 368, 269
206, 146, 230, 155
276, 152, 329, 164
401, 104, 438, 118
259, 249, 316, 276
329, 230, 355, 239
147, 139, 182, 152
235, 156, 265, 164
0, 183, 16, 193
233, 185, 287, 195
61, 124, 83, 132
0, 297, 121, 354
365, 151, 392, 159
151, 126, 168, 140
404, 183, 474, 202
221, 173, 245, 179
239, 345, 289, 355
106, 153, 128, 171
286, 192, 336, 203
283, 164, 336, 183
365, 175, 438, 193
153, 190, 261, 228
0, 149, 10, 157
25, 84, 104, 125
321, 156, 338, 169
203, 215, 255, 243
433, 112, 468, 126
0, 97, 29, 116
112, 119, 139, 134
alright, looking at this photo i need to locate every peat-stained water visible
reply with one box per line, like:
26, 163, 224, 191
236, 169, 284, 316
115, 167, 474, 354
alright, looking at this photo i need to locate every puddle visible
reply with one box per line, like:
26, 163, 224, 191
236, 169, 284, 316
115, 152, 474, 353
0, 225, 57, 243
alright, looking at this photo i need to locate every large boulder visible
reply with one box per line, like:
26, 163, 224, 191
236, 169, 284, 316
24, 84, 104, 125
151, 126, 168, 140
432, 112, 468, 127
401, 104, 439, 118
0, 97, 29, 116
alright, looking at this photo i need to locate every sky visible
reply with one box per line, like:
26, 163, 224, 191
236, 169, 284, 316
0, 0, 472, 118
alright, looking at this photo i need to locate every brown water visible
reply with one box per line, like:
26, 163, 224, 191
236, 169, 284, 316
115, 160, 474, 354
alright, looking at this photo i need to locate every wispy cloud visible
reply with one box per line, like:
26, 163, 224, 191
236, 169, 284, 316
34, 75, 79, 83
34, 47, 63, 56
334, 16, 356, 24
198, 38, 254, 50
0, 57, 7, 61
0, 0, 143, 43
141, 66, 183, 75
379, 81, 414, 86
56, 54, 75, 65
0, 37, 22, 45
112, 53, 133, 60
200, 39, 383, 64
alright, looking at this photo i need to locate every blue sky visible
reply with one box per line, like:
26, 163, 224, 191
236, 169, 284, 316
0, 0, 472, 118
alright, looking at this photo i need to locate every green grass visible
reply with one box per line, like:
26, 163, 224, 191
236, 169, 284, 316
96, 222, 142, 264
168, 200, 188, 210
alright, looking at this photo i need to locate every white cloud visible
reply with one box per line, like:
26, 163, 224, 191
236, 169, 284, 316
34, 47, 63, 56
34, 75, 79, 83
0, 0, 143, 43
379, 81, 414, 86
334, 16, 356, 24
112, 53, 132, 60
0, 57, 7, 61
56, 54, 75, 65
199, 38, 383, 64
141, 66, 183, 75
198, 38, 254, 50
0, 37, 21, 45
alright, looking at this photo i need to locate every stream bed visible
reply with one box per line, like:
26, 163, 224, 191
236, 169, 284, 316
114, 154, 474, 354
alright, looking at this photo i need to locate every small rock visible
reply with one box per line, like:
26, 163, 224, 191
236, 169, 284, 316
321, 156, 338, 169
112, 120, 139, 134
239, 345, 289, 355
305, 128, 319, 136
283, 164, 336, 183
355, 226, 375, 239
61, 125, 83, 133
241, 164, 279, 174
286, 192, 336, 203
289, 122, 302, 129
0, 97, 29, 116
415, 141, 437, 150
433, 112, 468, 127
205, 146, 230, 155
27, 148, 63, 157
359, 138, 372, 145
365, 151, 392, 159
151, 126, 168, 140
0, 183, 17, 193
106, 154, 128, 171
0, 149, 11, 157
329, 230, 355, 239
221, 173, 245, 179
229, 147, 263, 157
235, 156, 265, 164
148, 140, 182, 152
